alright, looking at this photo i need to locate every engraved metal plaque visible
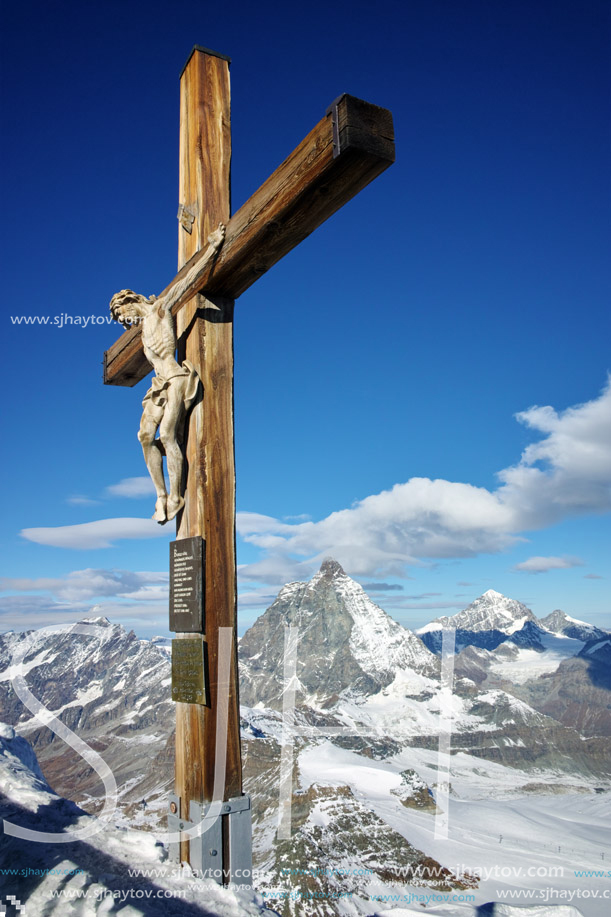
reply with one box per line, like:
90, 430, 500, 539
171, 636, 208, 705
170, 537, 205, 632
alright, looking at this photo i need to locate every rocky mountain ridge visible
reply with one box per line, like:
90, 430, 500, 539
1, 563, 610, 915
539, 609, 608, 643
239, 558, 437, 710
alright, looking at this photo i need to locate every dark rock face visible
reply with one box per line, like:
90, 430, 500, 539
421, 627, 516, 654
239, 576, 381, 708
513, 651, 611, 739
453, 646, 493, 684
239, 561, 436, 710
508, 620, 545, 650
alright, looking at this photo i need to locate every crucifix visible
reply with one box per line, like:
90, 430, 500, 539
103, 45, 394, 881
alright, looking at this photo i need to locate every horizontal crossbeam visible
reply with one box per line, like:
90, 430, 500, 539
104, 94, 394, 387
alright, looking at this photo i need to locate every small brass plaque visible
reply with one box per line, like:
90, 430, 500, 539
171, 636, 208, 705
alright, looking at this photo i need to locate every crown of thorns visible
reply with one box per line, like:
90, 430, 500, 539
109, 289, 155, 319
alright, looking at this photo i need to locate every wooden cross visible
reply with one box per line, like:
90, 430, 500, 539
103, 45, 394, 874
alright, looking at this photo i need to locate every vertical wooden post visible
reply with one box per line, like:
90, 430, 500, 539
174, 46, 242, 866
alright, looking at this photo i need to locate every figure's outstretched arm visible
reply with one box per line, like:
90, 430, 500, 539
164, 223, 226, 312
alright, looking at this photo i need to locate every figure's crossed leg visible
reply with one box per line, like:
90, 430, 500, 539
138, 415, 169, 523
166, 494, 185, 522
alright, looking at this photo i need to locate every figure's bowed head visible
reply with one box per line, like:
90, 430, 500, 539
109, 289, 157, 327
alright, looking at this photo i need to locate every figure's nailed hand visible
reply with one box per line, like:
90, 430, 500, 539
208, 223, 226, 251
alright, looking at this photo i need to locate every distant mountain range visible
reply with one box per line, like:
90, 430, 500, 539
417, 589, 607, 654
1, 560, 610, 915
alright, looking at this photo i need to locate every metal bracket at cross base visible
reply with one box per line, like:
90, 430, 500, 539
167, 793, 252, 886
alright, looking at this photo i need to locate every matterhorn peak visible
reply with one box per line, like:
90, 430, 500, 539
238, 561, 437, 708
318, 558, 346, 578
482, 589, 505, 599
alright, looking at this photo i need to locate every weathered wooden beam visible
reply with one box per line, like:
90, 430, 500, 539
172, 47, 241, 866
104, 93, 394, 386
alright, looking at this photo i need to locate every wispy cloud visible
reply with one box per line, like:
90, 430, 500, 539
0, 594, 93, 630
237, 379, 611, 582
0, 569, 168, 602
67, 495, 100, 506
513, 556, 584, 574
584, 573, 603, 580
360, 582, 405, 592
106, 477, 157, 498
20, 518, 169, 549
236, 551, 315, 585
403, 592, 443, 599
0, 597, 170, 635
18, 381, 611, 588
238, 587, 281, 608
0, 570, 170, 634
374, 596, 466, 613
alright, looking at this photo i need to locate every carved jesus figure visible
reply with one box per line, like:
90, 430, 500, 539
110, 224, 225, 524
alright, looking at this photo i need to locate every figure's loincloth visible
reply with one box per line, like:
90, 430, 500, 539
142, 360, 200, 413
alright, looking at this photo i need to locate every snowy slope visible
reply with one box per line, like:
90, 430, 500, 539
486, 631, 587, 684
0, 724, 269, 916
298, 741, 611, 917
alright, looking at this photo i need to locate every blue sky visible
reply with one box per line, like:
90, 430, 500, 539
1, 0, 609, 638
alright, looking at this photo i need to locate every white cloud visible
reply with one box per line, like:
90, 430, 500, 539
86, 601, 168, 625
237, 552, 315, 586
497, 379, 611, 526
106, 477, 157, 498
20, 518, 169, 549
16, 380, 611, 595
0, 569, 170, 635
0, 595, 93, 631
237, 379, 611, 582
0, 569, 168, 603
238, 478, 520, 579
513, 556, 584, 575
117, 584, 169, 602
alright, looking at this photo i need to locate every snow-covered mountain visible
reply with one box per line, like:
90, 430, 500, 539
2, 564, 611, 916
437, 589, 538, 633
0, 617, 174, 821
239, 558, 437, 709
417, 590, 541, 653
417, 590, 611, 664
539, 609, 609, 644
